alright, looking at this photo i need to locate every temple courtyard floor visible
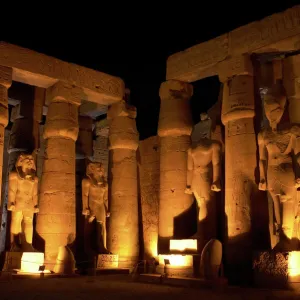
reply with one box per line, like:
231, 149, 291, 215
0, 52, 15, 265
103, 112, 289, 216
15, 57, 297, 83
0, 274, 300, 300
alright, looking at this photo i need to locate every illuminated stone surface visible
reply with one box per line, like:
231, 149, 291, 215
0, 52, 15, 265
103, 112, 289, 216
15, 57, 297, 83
258, 83, 300, 251
186, 114, 222, 252
158, 80, 194, 254
36, 81, 81, 273
107, 100, 139, 269
220, 55, 256, 280
138, 136, 159, 259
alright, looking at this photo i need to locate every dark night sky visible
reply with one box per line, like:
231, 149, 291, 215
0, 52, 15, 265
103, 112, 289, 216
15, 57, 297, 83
2, 1, 298, 139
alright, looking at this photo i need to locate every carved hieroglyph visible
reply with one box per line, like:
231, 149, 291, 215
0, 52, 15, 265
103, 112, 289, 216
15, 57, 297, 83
158, 80, 194, 253
36, 81, 81, 272
0, 66, 11, 202
107, 100, 139, 269
138, 136, 160, 259
0, 42, 125, 105
82, 162, 109, 252
258, 83, 300, 251
220, 55, 256, 279
283, 54, 300, 124
167, 6, 300, 82
8, 154, 39, 252
185, 115, 222, 252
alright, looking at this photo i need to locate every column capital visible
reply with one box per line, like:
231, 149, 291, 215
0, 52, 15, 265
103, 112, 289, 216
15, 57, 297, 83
159, 80, 193, 100
0, 66, 12, 89
46, 81, 82, 106
107, 100, 137, 120
218, 54, 253, 83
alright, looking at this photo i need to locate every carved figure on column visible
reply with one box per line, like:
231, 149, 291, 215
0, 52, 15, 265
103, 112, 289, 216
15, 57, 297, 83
8, 153, 39, 252
185, 113, 222, 249
82, 162, 110, 253
258, 83, 300, 251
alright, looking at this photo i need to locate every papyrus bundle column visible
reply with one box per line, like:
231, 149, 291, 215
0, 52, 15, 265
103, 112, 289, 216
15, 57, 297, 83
283, 54, 300, 124
36, 82, 81, 271
219, 55, 256, 281
107, 100, 139, 269
157, 80, 194, 254
0, 66, 11, 252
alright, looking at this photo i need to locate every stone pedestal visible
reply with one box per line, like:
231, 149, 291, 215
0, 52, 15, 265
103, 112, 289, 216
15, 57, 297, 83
157, 254, 194, 278
3, 251, 44, 273
158, 80, 194, 254
283, 54, 300, 124
97, 254, 118, 269
107, 100, 139, 270
219, 55, 256, 283
36, 82, 81, 273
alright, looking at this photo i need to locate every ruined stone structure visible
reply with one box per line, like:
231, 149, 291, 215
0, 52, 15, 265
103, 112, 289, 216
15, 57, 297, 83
0, 5, 299, 287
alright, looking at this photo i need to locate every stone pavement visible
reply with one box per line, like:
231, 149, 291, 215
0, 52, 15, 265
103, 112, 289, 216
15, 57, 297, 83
0, 274, 300, 300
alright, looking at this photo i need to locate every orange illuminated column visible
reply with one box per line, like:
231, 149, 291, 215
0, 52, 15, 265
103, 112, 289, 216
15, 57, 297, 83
158, 80, 194, 254
0, 66, 11, 252
107, 100, 139, 269
219, 55, 256, 280
36, 82, 82, 272
0, 67, 11, 203
283, 54, 300, 124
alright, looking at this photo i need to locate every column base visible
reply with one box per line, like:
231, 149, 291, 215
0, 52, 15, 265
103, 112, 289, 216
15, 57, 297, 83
253, 250, 300, 289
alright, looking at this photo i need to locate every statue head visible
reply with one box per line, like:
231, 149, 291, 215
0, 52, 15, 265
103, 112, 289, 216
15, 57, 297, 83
200, 112, 209, 122
15, 153, 36, 180
86, 162, 106, 186
263, 83, 286, 130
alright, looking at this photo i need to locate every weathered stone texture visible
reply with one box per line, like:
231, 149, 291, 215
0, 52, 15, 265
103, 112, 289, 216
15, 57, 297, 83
107, 101, 139, 269
158, 81, 194, 253
138, 136, 160, 259
167, 6, 300, 82
283, 54, 300, 124
76, 116, 93, 159
0, 42, 125, 104
36, 82, 79, 271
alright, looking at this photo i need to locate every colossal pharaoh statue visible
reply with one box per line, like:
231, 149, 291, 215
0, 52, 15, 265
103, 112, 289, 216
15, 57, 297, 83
82, 162, 110, 253
258, 83, 300, 251
8, 153, 39, 252
185, 113, 222, 250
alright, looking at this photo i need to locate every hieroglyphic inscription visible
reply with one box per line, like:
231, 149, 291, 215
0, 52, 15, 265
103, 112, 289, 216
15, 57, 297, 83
97, 254, 119, 269
0, 42, 124, 101
166, 34, 229, 80
230, 6, 300, 55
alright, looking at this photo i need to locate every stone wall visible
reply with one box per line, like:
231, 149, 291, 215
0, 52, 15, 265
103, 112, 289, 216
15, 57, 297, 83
138, 136, 160, 259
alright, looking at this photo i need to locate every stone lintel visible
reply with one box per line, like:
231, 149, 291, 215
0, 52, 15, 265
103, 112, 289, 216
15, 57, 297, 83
0, 42, 125, 105
167, 5, 300, 82
46, 81, 82, 106
218, 54, 253, 82
0, 66, 12, 88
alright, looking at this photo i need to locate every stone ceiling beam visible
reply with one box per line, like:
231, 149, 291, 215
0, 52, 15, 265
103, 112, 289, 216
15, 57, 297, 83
0, 42, 125, 105
167, 5, 300, 82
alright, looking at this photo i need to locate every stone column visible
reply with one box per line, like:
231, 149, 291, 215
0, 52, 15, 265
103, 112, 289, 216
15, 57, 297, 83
36, 82, 81, 272
219, 55, 256, 282
75, 115, 93, 266
283, 54, 300, 124
107, 100, 139, 269
94, 119, 109, 179
0, 67, 11, 253
157, 80, 194, 254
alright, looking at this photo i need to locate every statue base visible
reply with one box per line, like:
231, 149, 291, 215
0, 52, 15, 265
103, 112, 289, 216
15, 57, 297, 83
253, 250, 300, 289
157, 254, 194, 278
3, 252, 45, 274
96, 254, 119, 269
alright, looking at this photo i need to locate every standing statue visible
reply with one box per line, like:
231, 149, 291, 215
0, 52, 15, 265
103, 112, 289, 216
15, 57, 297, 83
258, 83, 300, 251
8, 153, 39, 252
82, 162, 110, 253
185, 113, 222, 250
